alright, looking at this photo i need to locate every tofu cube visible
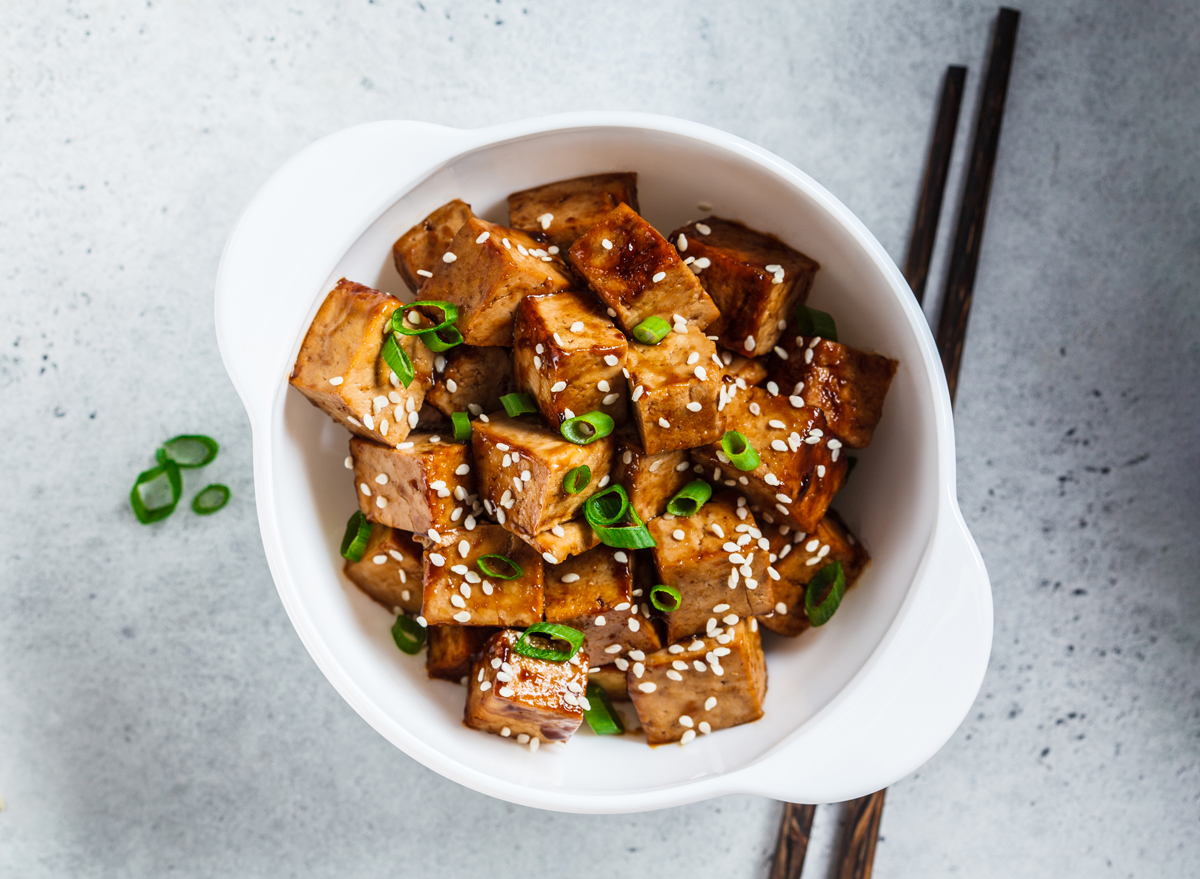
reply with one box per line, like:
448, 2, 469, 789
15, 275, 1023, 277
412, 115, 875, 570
513, 290, 629, 426
424, 345, 515, 419
465, 629, 589, 744
625, 328, 725, 454
350, 434, 479, 534
769, 333, 898, 449
691, 385, 846, 534
342, 524, 424, 614
426, 624, 499, 682
419, 216, 573, 346
627, 619, 767, 744
289, 279, 433, 444
611, 426, 693, 522
670, 217, 819, 358
569, 203, 720, 334
646, 490, 774, 643
544, 547, 661, 661
587, 664, 630, 701
391, 199, 474, 292
420, 523, 544, 627
471, 413, 614, 541
759, 512, 870, 636
508, 172, 640, 251
520, 519, 601, 565
719, 350, 768, 386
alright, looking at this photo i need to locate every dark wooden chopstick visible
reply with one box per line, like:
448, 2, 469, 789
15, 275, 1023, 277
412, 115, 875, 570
834, 789, 887, 879
768, 803, 817, 879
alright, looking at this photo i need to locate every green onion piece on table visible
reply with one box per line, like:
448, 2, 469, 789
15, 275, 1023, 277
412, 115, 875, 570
583, 683, 625, 735
451, 412, 472, 442
666, 480, 712, 517
631, 315, 671, 344
381, 334, 416, 388
560, 411, 615, 445
129, 459, 183, 524
720, 430, 761, 471
477, 554, 524, 580
391, 301, 459, 336
563, 464, 591, 494
500, 393, 538, 417
340, 510, 372, 562
191, 483, 230, 515
512, 623, 585, 662
391, 615, 427, 655
420, 324, 464, 353
650, 584, 682, 613
805, 561, 846, 627
156, 434, 219, 469
795, 305, 838, 342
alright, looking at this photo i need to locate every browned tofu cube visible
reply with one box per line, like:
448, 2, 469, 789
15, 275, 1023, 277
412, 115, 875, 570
691, 385, 846, 534
420, 523, 544, 627
508, 173, 640, 251
424, 345, 515, 419
289, 279, 433, 444
426, 624, 499, 682
587, 664, 630, 701
759, 512, 870, 636
719, 351, 769, 386
627, 620, 767, 744
391, 199, 474, 292
625, 327, 725, 454
670, 217, 819, 358
350, 434, 479, 534
419, 216, 573, 346
465, 629, 589, 745
568, 203, 720, 334
646, 490, 774, 643
544, 547, 661, 662
512, 291, 629, 427
471, 413, 614, 544
342, 524, 424, 614
610, 426, 693, 521
520, 519, 601, 564
769, 333, 898, 449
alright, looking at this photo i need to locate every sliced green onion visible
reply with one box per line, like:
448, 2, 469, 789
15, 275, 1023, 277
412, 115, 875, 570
666, 480, 712, 517
156, 435, 219, 468
585, 484, 657, 548
391, 615, 427, 655
805, 561, 846, 627
720, 430, 761, 471
381, 334, 415, 387
191, 483, 230, 515
585, 484, 631, 526
477, 554, 524, 580
129, 459, 182, 524
583, 682, 625, 734
796, 304, 838, 342
631, 315, 671, 344
500, 392, 538, 417
451, 412, 472, 442
391, 301, 459, 336
563, 464, 591, 494
845, 456, 859, 482
512, 623, 585, 662
650, 584, 682, 613
560, 411, 615, 445
420, 324, 464, 352
340, 511, 372, 562
590, 521, 657, 549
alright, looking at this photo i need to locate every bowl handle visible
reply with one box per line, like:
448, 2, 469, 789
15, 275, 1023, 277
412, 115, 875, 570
213, 120, 467, 419
734, 488, 993, 803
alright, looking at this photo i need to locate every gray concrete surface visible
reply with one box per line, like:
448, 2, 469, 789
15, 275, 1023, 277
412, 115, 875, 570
2, 1, 1197, 876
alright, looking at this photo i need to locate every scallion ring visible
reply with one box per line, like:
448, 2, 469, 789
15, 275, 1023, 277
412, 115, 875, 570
512, 622, 585, 662
563, 464, 591, 494
477, 554, 524, 580
381, 334, 416, 388
420, 324, 464, 353
451, 412, 472, 442
720, 430, 761, 471
589, 521, 657, 549
795, 304, 838, 342
500, 392, 538, 418
650, 584, 682, 613
391, 615, 427, 655
391, 301, 459, 336
583, 683, 625, 735
584, 484, 631, 526
340, 510, 372, 562
129, 459, 183, 524
560, 411, 615, 445
804, 561, 846, 627
666, 480, 712, 517
191, 483, 230, 515
156, 434, 219, 469
631, 315, 671, 345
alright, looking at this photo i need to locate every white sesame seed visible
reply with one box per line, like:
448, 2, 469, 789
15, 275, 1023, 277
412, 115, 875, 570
614, 551, 628, 563
604, 355, 619, 366
442, 252, 457, 263
695, 223, 711, 235
679, 728, 696, 743
518, 244, 529, 256
638, 682, 657, 693
416, 269, 433, 278
450, 594, 466, 608
771, 440, 788, 452
652, 271, 666, 283
672, 529, 685, 540
601, 239, 613, 250
407, 411, 419, 429
328, 376, 344, 386
658, 417, 671, 428
631, 385, 645, 401
537, 212, 554, 230
666, 670, 683, 681
551, 381, 567, 393
628, 617, 640, 632
694, 257, 711, 269
615, 657, 629, 671
602, 393, 619, 406
347, 416, 361, 427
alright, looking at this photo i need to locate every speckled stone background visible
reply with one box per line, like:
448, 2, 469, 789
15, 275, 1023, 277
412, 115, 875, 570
2, 1, 1198, 876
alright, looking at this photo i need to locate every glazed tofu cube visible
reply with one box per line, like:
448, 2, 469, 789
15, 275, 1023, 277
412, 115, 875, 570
520, 519, 601, 564
544, 547, 661, 661
289, 279, 433, 444
420, 523, 543, 627
508, 173, 640, 251
391, 199, 474, 292
426, 624, 499, 682
471, 413, 614, 541
512, 291, 629, 426
691, 385, 845, 534
350, 434, 479, 534
342, 524, 424, 614
424, 345, 515, 419
569, 203, 720, 334
625, 328, 725, 454
587, 664, 630, 701
646, 490, 773, 643
419, 216, 573, 346
769, 334, 898, 449
611, 427, 693, 521
628, 619, 767, 744
670, 217, 819, 358
759, 511, 870, 636
465, 629, 589, 744
719, 350, 768, 386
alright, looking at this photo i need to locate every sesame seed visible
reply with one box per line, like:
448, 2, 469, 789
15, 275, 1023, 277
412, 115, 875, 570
551, 381, 567, 392
744, 335, 756, 351
407, 411, 419, 429
631, 385, 644, 401
594, 615, 606, 627
363, 413, 375, 430
442, 252, 457, 263
359, 483, 371, 497
628, 617, 640, 632
672, 529, 685, 540
770, 440, 788, 452
542, 552, 559, 564
537, 212, 554, 230
695, 223, 711, 235
615, 657, 629, 671
328, 376, 344, 386
685, 401, 702, 412
637, 682, 657, 693
604, 355, 619, 366
817, 464, 826, 477
347, 416, 361, 427
614, 551, 628, 563
652, 271, 666, 283
657, 417, 671, 429
518, 244, 529, 256
601, 239, 613, 250
628, 649, 645, 660
665, 670, 682, 681
450, 594, 466, 608
602, 393, 619, 405
694, 257, 711, 269
679, 728, 696, 744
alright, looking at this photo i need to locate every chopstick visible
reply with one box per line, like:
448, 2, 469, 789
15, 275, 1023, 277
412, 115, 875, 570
768, 803, 817, 879
834, 789, 887, 879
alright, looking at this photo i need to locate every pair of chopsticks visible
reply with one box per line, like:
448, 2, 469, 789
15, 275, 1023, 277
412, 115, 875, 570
769, 8, 1020, 879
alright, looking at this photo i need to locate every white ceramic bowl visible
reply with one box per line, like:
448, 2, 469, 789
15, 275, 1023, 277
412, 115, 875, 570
214, 113, 991, 813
